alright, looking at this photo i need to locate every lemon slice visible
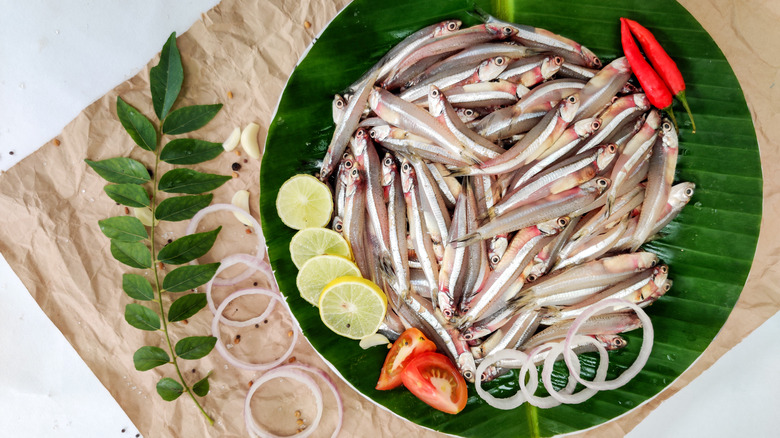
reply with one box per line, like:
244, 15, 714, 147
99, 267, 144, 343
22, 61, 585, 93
290, 227, 352, 269
276, 174, 333, 230
296, 255, 361, 306
318, 276, 387, 340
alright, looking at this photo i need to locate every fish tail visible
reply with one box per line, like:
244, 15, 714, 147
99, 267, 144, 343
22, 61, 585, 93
454, 231, 483, 247
445, 166, 476, 178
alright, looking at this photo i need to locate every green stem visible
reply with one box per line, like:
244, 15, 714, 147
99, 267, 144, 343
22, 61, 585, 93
526, 403, 540, 438
149, 130, 214, 426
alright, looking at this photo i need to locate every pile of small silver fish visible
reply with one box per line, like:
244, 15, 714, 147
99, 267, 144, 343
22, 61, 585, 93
317, 15, 694, 384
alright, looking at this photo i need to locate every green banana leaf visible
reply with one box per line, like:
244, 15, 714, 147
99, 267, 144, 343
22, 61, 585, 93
259, 0, 762, 436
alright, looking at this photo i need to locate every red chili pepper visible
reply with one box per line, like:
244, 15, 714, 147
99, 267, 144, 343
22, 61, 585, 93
620, 18, 677, 129
624, 18, 696, 133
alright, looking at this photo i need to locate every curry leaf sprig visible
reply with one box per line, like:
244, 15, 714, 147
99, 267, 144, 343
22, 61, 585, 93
86, 32, 226, 425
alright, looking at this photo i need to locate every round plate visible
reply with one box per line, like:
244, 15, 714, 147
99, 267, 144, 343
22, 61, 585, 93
260, 0, 762, 436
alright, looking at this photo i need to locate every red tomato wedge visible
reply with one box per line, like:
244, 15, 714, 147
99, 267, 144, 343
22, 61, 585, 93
400, 352, 468, 414
376, 328, 436, 390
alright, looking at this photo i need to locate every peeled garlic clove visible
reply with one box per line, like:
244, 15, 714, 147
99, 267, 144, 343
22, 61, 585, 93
231, 190, 253, 226
240, 123, 261, 159
133, 206, 158, 227
359, 333, 391, 349
222, 127, 241, 152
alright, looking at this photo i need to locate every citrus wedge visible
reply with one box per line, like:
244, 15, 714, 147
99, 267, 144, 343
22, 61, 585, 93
296, 255, 361, 306
276, 174, 333, 230
318, 276, 387, 340
290, 227, 352, 269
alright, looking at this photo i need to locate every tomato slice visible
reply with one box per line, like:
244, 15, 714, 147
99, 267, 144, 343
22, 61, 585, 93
401, 352, 468, 414
376, 328, 436, 390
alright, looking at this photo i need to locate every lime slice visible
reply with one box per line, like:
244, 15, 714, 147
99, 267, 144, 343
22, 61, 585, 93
296, 255, 361, 306
276, 174, 333, 230
318, 276, 387, 340
290, 227, 352, 269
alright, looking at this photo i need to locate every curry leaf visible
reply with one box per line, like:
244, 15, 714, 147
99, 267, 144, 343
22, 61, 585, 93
174, 336, 217, 360
168, 293, 208, 322
160, 138, 224, 165
110, 240, 152, 269
157, 227, 221, 265
85, 158, 150, 184
155, 194, 213, 221
156, 377, 184, 401
116, 97, 157, 151
125, 303, 160, 331
133, 346, 170, 371
104, 184, 150, 208
161, 104, 223, 135
150, 32, 183, 121
158, 169, 231, 194
192, 375, 210, 397
162, 263, 220, 293
122, 273, 155, 301
99, 216, 148, 242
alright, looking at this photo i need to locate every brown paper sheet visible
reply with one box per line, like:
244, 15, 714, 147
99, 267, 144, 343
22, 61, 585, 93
0, 0, 777, 437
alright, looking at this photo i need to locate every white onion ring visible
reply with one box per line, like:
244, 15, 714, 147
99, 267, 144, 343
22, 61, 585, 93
244, 367, 323, 438
212, 288, 298, 371
517, 343, 577, 409
541, 335, 609, 404
563, 298, 653, 391
285, 363, 343, 438
186, 203, 266, 286
206, 254, 277, 327
475, 349, 533, 410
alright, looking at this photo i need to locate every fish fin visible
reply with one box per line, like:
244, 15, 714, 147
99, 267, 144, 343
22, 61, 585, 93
377, 253, 404, 309
453, 231, 483, 248
445, 166, 475, 178
507, 293, 536, 313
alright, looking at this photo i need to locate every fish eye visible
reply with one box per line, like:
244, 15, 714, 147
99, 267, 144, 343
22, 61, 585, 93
463, 331, 473, 340
663, 121, 672, 131
592, 120, 602, 130
664, 282, 672, 292
464, 109, 475, 117
608, 144, 617, 153
344, 159, 354, 169
526, 273, 537, 282
356, 128, 366, 137
660, 264, 669, 274
334, 223, 343, 232
447, 21, 457, 31
351, 168, 359, 177
342, 152, 350, 159
369, 129, 377, 139
615, 338, 625, 347
553, 56, 563, 65
495, 57, 504, 66
490, 255, 501, 265
597, 178, 608, 187
383, 157, 393, 166
593, 58, 602, 68
402, 162, 411, 172
650, 259, 658, 267
567, 95, 577, 104
464, 370, 474, 380
558, 217, 569, 227
503, 26, 513, 35
685, 187, 694, 196
430, 88, 439, 97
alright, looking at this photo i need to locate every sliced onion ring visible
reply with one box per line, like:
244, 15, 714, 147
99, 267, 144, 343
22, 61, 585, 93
475, 349, 532, 410
186, 203, 266, 286
541, 335, 609, 404
563, 298, 653, 391
244, 367, 322, 438
285, 363, 343, 438
213, 288, 298, 371
518, 343, 577, 409
206, 254, 277, 326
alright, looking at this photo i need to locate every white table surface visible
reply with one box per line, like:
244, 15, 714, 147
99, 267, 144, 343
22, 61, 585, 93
1, 1, 778, 437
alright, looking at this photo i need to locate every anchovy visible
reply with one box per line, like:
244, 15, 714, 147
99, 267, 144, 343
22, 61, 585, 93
631, 118, 679, 250
438, 191, 468, 320
320, 70, 379, 180
381, 153, 410, 295
400, 56, 510, 103
571, 57, 632, 122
